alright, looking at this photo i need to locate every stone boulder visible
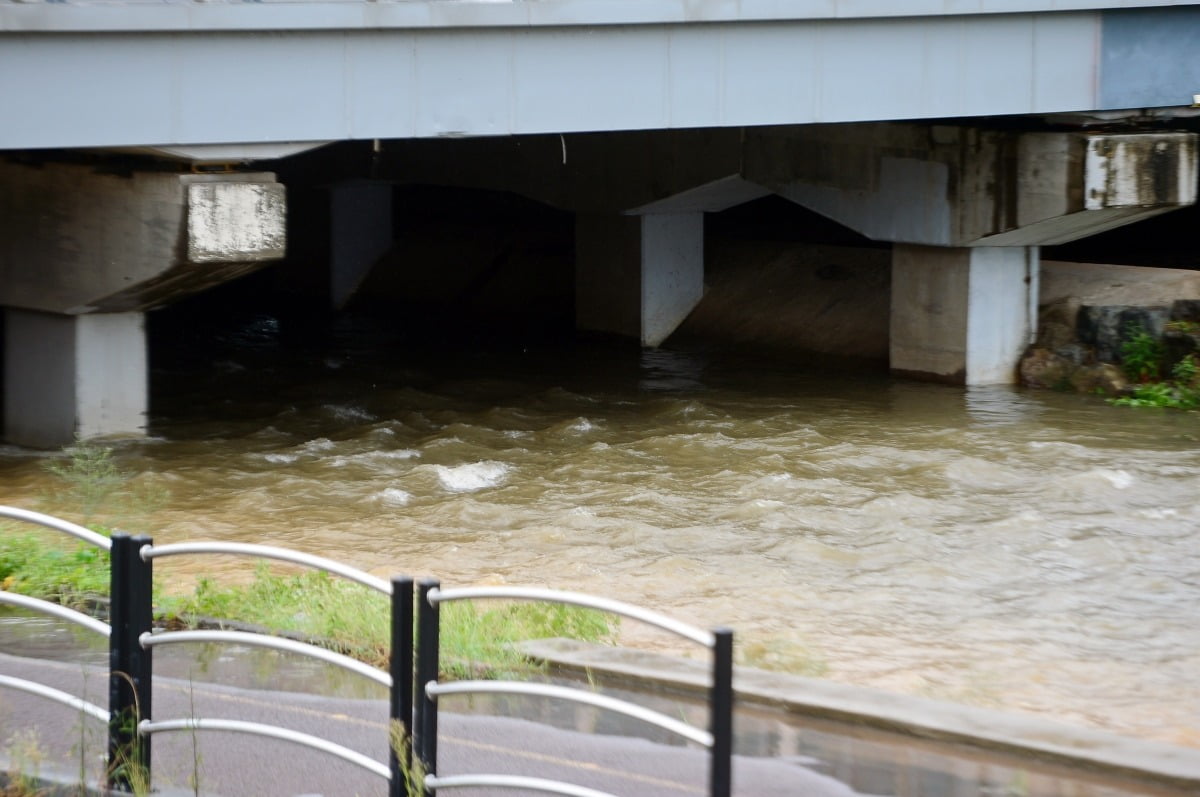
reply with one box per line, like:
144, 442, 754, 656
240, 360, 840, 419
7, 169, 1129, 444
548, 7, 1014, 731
1076, 305, 1169, 364
1018, 348, 1128, 395
1019, 348, 1072, 390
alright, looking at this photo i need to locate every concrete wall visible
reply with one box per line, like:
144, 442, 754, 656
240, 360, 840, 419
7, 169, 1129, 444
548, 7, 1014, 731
676, 242, 891, 364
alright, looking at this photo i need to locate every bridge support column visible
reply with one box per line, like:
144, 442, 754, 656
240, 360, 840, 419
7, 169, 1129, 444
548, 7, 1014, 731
891, 245, 1038, 385
4, 309, 147, 449
748, 124, 1196, 384
576, 212, 703, 347
330, 180, 392, 310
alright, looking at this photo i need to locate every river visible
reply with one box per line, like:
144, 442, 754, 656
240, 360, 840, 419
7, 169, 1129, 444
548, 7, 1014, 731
1, 308, 1197, 750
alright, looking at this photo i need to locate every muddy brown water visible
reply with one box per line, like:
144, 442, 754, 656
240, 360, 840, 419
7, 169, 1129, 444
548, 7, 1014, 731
1, 311, 1197, 750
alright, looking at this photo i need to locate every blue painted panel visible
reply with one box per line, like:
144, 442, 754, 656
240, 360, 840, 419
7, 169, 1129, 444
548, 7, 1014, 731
1101, 7, 1200, 109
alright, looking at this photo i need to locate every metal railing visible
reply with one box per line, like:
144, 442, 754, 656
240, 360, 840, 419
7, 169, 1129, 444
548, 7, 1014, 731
414, 581, 733, 797
0, 506, 734, 797
0, 506, 413, 795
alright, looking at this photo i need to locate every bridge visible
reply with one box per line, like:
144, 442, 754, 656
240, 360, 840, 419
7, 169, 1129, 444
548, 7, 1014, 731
2, 0, 1200, 446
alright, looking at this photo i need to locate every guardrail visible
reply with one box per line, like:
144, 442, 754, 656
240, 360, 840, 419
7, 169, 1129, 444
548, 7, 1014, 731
414, 580, 732, 797
0, 506, 733, 796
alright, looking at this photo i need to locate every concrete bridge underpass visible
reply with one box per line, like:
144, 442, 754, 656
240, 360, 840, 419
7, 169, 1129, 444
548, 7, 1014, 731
2, 0, 1200, 447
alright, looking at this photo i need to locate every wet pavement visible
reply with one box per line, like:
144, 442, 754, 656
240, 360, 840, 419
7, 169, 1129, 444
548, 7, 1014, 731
0, 650, 845, 797
2, 612, 1199, 796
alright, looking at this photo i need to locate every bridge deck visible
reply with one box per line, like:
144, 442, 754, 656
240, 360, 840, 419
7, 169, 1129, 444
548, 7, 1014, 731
0, 1, 1197, 152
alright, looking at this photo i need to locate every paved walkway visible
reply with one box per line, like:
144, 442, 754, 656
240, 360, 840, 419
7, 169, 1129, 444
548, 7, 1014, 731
0, 651, 851, 796
5, 639, 1200, 796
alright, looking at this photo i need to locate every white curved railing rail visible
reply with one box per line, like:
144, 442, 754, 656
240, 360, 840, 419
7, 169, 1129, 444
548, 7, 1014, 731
415, 579, 734, 797
0, 505, 112, 550
428, 586, 714, 648
142, 541, 392, 595
0, 590, 111, 637
0, 674, 109, 723
140, 718, 391, 780
424, 774, 617, 797
425, 680, 712, 747
140, 629, 391, 688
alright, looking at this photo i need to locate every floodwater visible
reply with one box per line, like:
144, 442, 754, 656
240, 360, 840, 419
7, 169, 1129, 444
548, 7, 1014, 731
1, 309, 1198, 750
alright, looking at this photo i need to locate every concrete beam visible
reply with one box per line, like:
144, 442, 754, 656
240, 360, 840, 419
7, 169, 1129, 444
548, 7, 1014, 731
0, 10, 1110, 149
891, 245, 1039, 385
0, 159, 286, 314
747, 124, 1198, 247
4, 309, 147, 448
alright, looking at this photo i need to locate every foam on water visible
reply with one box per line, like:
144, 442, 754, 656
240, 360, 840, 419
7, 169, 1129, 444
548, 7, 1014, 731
376, 487, 412, 506
434, 461, 511, 492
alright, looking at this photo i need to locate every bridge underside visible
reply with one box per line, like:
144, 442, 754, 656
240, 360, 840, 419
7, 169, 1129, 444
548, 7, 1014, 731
2, 2, 1200, 445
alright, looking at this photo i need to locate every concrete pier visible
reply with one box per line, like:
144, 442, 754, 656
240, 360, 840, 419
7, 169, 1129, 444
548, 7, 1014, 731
0, 159, 286, 446
3, 310, 147, 448
748, 124, 1197, 383
575, 213, 704, 347
891, 245, 1039, 385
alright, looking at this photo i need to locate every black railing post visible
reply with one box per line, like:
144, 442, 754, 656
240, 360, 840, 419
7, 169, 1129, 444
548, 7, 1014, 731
709, 627, 734, 797
413, 578, 440, 797
108, 534, 154, 792
389, 576, 414, 797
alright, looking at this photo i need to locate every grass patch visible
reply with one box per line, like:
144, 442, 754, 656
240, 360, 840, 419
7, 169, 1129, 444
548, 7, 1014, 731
159, 565, 391, 666
158, 565, 619, 678
2, 526, 620, 678
0, 525, 110, 609
440, 599, 618, 679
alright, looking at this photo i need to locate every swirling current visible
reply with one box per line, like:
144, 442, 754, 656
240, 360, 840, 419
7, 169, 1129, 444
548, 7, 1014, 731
1, 312, 1196, 749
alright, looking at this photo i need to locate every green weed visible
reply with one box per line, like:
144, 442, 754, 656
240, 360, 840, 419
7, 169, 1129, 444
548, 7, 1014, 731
389, 722, 423, 797
1, 730, 44, 797
1110, 382, 1200, 409
1109, 330, 1200, 410
1119, 323, 1164, 383
1172, 353, 1199, 385
40, 440, 166, 529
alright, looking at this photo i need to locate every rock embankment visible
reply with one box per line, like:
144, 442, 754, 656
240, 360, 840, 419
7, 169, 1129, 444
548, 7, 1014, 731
1020, 261, 1200, 394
